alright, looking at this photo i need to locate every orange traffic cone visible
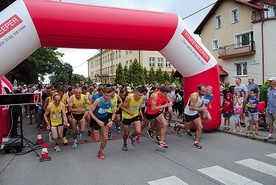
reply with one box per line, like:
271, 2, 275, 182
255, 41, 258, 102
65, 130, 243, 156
36, 130, 43, 145
39, 142, 51, 162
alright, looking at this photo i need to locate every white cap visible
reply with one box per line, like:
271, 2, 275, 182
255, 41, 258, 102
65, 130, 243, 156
268, 77, 276, 81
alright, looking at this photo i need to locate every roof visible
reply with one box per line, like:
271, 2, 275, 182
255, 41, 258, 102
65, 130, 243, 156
194, 0, 262, 35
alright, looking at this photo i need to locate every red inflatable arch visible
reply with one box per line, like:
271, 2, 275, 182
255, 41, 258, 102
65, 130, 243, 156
0, 0, 221, 143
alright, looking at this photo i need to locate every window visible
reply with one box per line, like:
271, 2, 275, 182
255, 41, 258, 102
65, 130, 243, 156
126, 50, 128, 55
130, 59, 132, 66
126, 61, 128, 66
231, 8, 239, 23
166, 60, 171, 68
158, 57, 163, 67
119, 50, 121, 58
215, 15, 222, 28
235, 62, 247, 76
264, 4, 276, 18
115, 51, 118, 59
212, 39, 219, 50
235, 31, 252, 47
149, 57, 155, 67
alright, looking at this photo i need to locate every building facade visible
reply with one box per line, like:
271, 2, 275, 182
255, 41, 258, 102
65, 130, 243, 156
87, 50, 175, 84
194, 0, 276, 85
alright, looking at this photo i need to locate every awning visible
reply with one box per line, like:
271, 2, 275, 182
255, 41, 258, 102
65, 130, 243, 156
218, 65, 228, 76
171, 70, 182, 78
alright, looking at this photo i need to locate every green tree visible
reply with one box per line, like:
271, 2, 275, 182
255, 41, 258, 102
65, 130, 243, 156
48, 62, 73, 85
114, 63, 125, 85
163, 70, 171, 84
143, 67, 148, 84
155, 68, 164, 84
124, 64, 130, 84
148, 67, 155, 84
129, 58, 146, 86
6, 48, 64, 84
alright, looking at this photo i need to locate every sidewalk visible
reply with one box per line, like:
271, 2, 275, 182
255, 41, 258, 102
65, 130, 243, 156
170, 114, 276, 145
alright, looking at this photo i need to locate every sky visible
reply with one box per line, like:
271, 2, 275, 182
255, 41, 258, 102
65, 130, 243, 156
57, 0, 217, 77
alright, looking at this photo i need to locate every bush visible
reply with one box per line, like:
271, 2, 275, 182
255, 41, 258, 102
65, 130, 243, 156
260, 80, 270, 103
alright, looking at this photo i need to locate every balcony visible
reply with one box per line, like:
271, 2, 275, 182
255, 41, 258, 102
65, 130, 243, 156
218, 41, 255, 59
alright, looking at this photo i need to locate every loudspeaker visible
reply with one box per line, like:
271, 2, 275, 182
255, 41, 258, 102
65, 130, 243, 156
3, 142, 22, 154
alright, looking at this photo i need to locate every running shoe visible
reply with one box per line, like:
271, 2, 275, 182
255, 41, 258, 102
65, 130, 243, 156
135, 135, 140, 143
77, 132, 82, 140
264, 135, 273, 141
194, 142, 202, 149
98, 151, 105, 159
54, 145, 61, 152
62, 137, 68, 145
67, 129, 72, 136
48, 132, 54, 143
158, 141, 168, 148
173, 123, 179, 132
147, 129, 153, 139
156, 135, 161, 142
72, 142, 78, 149
88, 130, 92, 136
108, 133, 113, 140
245, 133, 253, 138
117, 127, 121, 134
186, 130, 193, 137
122, 143, 128, 151
177, 131, 182, 137
129, 135, 136, 146
252, 134, 258, 139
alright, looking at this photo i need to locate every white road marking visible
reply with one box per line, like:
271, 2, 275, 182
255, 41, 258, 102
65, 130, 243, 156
235, 158, 276, 177
266, 153, 276, 159
148, 176, 188, 185
198, 165, 262, 185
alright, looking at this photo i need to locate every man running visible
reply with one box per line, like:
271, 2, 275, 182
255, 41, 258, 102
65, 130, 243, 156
174, 85, 207, 149
141, 86, 172, 148
120, 86, 145, 151
68, 87, 90, 149
44, 94, 69, 152
89, 87, 115, 159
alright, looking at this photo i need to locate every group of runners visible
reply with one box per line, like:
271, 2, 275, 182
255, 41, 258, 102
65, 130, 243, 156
22, 82, 213, 159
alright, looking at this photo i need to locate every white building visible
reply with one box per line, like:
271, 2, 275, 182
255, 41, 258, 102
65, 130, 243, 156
87, 50, 175, 84
194, 0, 276, 85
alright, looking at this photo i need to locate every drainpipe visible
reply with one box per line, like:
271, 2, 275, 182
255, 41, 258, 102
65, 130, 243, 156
261, 0, 265, 84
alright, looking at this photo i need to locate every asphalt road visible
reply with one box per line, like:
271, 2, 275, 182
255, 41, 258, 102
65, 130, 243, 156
1, 121, 276, 185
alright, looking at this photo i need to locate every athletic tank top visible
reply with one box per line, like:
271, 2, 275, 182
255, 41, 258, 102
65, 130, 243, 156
72, 94, 86, 114
49, 102, 64, 126
184, 93, 204, 116
122, 94, 143, 119
108, 94, 118, 113
93, 97, 112, 118
146, 91, 167, 115
61, 93, 68, 113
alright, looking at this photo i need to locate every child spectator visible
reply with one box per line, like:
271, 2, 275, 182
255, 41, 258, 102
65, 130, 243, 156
246, 89, 259, 139
233, 91, 243, 132
221, 92, 233, 130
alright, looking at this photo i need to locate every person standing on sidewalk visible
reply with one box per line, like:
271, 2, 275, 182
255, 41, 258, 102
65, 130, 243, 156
89, 87, 115, 159
220, 92, 233, 130
234, 78, 248, 128
264, 77, 276, 141
247, 77, 260, 100
246, 89, 259, 139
